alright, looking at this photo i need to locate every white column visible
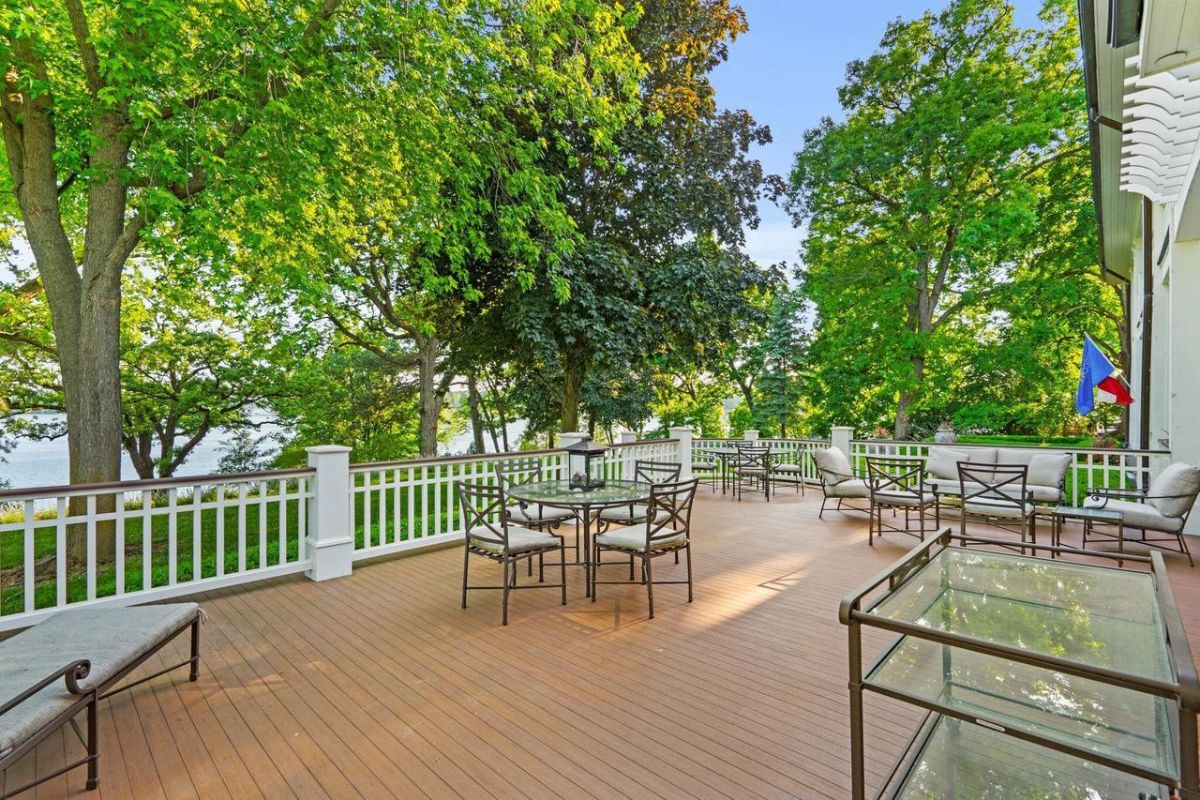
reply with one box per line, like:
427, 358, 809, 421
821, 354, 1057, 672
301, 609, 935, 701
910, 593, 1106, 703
617, 431, 637, 444
670, 426, 694, 479
831, 426, 854, 456
305, 445, 354, 581
1169, 240, 1200, 533
743, 429, 759, 443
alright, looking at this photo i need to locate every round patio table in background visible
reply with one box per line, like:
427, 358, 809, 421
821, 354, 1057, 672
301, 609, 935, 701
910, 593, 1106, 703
506, 479, 652, 597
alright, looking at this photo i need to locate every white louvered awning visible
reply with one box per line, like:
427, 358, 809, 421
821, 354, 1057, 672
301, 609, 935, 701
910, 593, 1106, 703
1120, 56, 1200, 209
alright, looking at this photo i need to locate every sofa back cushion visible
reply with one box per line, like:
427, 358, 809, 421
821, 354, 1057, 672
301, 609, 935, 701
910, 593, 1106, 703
1148, 462, 1200, 518
927, 447, 970, 479
813, 447, 853, 485
1025, 453, 1071, 489
996, 449, 1036, 466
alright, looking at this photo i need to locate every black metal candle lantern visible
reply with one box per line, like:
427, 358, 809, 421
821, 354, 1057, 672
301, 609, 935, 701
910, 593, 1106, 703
565, 436, 607, 491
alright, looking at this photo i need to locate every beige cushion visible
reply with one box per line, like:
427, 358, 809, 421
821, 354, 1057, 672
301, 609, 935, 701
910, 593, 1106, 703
813, 447, 853, 485
996, 449, 1036, 466
963, 498, 1034, 519
826, 478, 869, 498
927, 448, 970, 479
691, 461, 717, 471
1085, 497, 1185, 533
470, 526, 560, 555
872, 489, 935, 508
1026, 453, 1071, 489
774, 464, 804, 473
505, 503, 573, 526
595, 527, 687, 553
1147, 463, 1200, 518
598, 504, 665, 524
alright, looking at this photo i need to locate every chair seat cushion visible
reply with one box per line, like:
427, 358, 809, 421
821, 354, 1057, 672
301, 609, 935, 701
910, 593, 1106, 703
0, 603, 199, 755
963, 499, 1034, 519
691, 461, 717, 471
595, 527, 687, 553
470, 526, 560, 555
826, 478, 869, 499
774, 464, 804, 474
1084, 498, 1185, 533
597, 504, 661, 523
872, 490, 935, 508
505, 503, 573, 526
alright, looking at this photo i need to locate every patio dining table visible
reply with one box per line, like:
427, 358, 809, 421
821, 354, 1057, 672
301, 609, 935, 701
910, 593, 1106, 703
506, 479, 653, 597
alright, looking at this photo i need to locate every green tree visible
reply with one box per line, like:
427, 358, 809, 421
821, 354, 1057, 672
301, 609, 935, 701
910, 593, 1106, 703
790, 0, 1115, 438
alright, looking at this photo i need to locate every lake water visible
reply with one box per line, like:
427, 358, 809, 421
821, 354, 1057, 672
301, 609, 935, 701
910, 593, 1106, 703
1, 416, 527, 490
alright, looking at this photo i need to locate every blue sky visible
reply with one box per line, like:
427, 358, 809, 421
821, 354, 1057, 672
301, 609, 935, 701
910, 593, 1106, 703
710, 0, 1045, 267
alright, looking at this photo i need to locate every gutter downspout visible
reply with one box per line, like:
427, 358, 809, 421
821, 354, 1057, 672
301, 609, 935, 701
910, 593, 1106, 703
1141, 196, 1153, 450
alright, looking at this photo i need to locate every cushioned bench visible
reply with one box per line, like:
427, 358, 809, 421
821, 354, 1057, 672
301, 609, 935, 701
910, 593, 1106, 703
924, 446, 1072, 521
0, 603, 202, 796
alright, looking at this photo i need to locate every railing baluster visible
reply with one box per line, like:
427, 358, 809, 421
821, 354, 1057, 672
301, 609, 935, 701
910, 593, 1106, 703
86, 494, 97, 601
216, 485, 226, 578
168, 488, 178, 586
258, 480, 268, 569
23, 500, 35, 613
192, 486, 202, 580
56, 497, 67, 607
142, 490, 153, 591
116, 492, 125, 595
236, 482, 247, 573
278, 478, 288, 566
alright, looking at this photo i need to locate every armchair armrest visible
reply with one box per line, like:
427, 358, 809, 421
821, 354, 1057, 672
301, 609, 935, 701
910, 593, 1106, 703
0, 659, 92, 716
1088, 487, 1147, 502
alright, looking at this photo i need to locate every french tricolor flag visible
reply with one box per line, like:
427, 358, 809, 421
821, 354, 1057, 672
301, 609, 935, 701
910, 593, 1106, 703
1076, 334, 1133, 415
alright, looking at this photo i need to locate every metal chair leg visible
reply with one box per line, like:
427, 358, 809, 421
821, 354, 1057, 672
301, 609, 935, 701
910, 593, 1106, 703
189, 617, 201, 681
85, 695, 99, 790
560, 543, 567, 605
501, 560, 510, 626
461, 545, 470, 609
645, 556, 655, 619
685, 544, 694, 603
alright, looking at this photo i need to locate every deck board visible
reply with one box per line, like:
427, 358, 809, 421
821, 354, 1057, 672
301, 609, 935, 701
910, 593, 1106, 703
6, 490, 1200, 799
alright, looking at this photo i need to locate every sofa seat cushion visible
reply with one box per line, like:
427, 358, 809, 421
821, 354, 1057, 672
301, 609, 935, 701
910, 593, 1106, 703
0, 603, 199, 755
963, 498, 1034, 519
1084, 498, 1185, 533
595, 527, 686, 553
872, 490, 935, 508
926, 477, 1059, 504
470, 526, 560, 555
813, 447, 854, 485
1147, 463, 1200, 518
505, 503, 574, 527
826, 478, 869, 499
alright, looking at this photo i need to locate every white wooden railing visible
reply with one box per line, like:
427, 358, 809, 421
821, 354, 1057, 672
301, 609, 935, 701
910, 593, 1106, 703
0, 469, 314, 629
694, 435, 831, 484
0, 436, 682, 630
347, 438, 680, 561
848, 438, 1172, 505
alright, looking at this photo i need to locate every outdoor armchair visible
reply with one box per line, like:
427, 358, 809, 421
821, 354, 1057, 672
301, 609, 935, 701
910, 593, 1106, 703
957, 462, 1036, 552
457, 481, 568, 625
493, 458, 578, 564
1085, 461, 1200, 566
865, 456, 934, 545
811, 446, 869, 518
591, 478, 698, 619
732, 446, 773, 501
598, 460, 682, 526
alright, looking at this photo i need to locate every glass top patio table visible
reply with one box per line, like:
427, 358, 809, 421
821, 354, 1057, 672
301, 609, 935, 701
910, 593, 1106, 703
864, 546, 1174, 682
506, 479, 653, 510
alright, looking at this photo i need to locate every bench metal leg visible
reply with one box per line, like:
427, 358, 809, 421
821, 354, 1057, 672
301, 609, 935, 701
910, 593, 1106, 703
190, 617, 201, 682
86, 696, 98, 790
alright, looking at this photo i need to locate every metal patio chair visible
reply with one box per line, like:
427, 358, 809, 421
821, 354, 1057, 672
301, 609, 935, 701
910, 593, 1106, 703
457, 481, 567, 625
865, 456, 934, 546
958, 463, 1036, 553
731, 446, 772, 501
591, 478, 699, 619
811, 446, 869, 517
1086, 461, 1200, 566
494, 458, 578, 564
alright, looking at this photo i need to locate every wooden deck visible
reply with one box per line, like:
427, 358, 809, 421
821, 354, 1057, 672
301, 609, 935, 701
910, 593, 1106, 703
9, 489, 1200, 799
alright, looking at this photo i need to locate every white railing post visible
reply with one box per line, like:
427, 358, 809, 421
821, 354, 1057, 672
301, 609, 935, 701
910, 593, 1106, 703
670, 426, 694, 479
831, 426, 854, 456
306, 445, 354, 581
617, 431, 637, 480
743, 429, 759, 443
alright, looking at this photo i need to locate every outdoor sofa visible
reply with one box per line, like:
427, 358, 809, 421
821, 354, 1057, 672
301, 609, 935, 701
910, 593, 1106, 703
0, 603, 202, 797
923, 446, 1072, 524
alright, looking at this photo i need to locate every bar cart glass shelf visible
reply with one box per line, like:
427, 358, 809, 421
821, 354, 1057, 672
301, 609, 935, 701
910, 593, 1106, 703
840, 533, 1199, 800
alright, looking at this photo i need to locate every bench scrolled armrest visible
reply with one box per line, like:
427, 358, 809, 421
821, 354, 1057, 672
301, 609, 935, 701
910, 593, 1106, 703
0, 659, 92, 717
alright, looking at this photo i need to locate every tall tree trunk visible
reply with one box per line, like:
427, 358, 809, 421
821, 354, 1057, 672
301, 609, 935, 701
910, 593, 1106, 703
561, 357, 585, 432
894, 355, 926, 440
466, 374, 486, 454
415, 335, 444, 457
